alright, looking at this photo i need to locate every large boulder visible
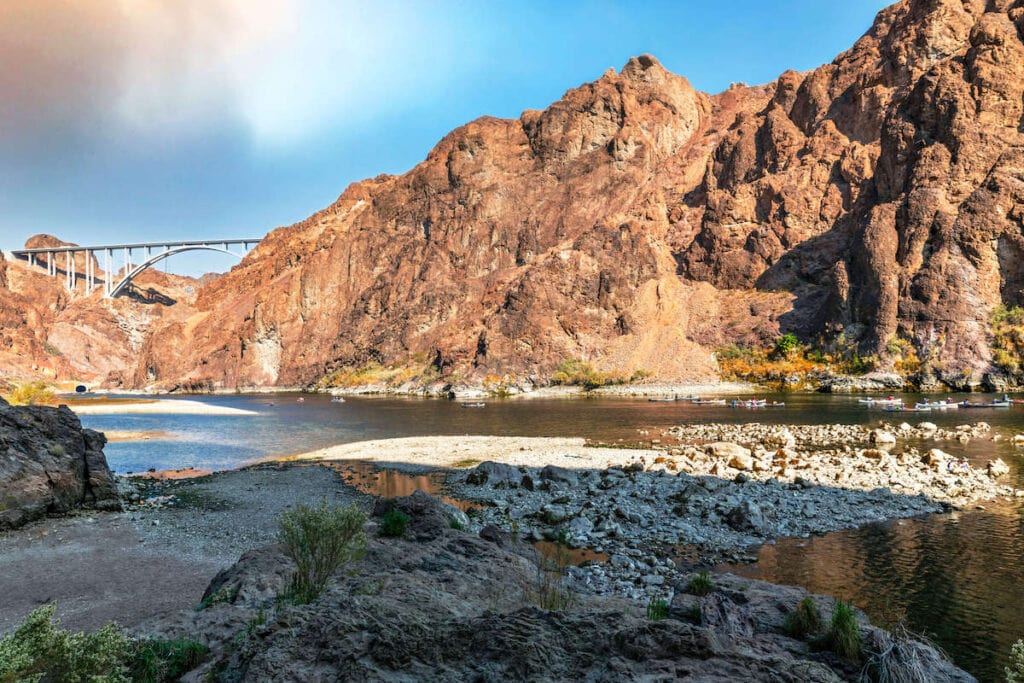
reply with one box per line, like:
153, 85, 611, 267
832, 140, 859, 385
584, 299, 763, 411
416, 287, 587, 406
0, 398, 121, 529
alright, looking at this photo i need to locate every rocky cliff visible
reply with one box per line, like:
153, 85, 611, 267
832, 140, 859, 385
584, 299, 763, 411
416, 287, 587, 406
0, 396, 120, 529
0, 237, 206, 387
124, 0, 1024, 391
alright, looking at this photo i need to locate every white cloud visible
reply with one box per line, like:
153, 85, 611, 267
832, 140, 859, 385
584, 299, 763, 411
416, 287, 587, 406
0, 0, 473, 150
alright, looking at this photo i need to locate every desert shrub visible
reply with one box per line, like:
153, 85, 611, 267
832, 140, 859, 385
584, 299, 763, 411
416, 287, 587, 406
823, 600, 862, 662
379, 508, 411, 538
992, 305, 1024, 374
322, 354, 440, 389
784, 597, 823, 638
0, 603, 132, 682
550, 358, 617, 390
773, 333, 801, 358
277, 500, 367, 604
887, 336, 922, 375
4, 381, 55, 406
128, 638, 208, 683
1009, 639, 1024, 683
686, 571, 714, 597
646, 597, 669, 621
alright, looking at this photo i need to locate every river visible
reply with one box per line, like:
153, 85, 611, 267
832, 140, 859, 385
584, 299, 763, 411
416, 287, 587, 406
79, 392, 1024, 681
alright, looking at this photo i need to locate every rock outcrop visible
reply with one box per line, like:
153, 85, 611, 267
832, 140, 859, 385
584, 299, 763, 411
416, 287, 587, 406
0, 396, 120, 529
120, 0, 1024, 391
142, 493, 974, 681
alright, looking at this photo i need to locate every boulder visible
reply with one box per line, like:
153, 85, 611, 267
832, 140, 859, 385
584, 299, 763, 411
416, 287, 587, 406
705, 442, 751, 460
372, 490, 459, 540
918, 422, 937, 434
0, 400, 121, 530
987, 458, 1010, 478
922, 449, 951, 471
464, 461, 522, 487
868, 429, 897, 447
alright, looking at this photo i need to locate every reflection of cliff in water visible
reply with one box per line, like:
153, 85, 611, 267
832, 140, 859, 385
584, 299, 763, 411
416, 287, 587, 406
321, 461, 474, 512
722, 458, 1024, 683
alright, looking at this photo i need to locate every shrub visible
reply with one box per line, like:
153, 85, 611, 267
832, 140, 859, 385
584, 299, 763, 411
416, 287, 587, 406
277, 500, 367, 604
0, 603, 132, 681
992, 305, 1024, 374
1009, 639, 1024, 683
128, 638, 208, 683
531, 543, 575, 612
824, 600, 862, 662
784, 597, 823, 638
686, 571, 714, 597
773, 333, 801, 358
646, 597, 669, 621
4, 381, 55, 406
379, 508, 411, 538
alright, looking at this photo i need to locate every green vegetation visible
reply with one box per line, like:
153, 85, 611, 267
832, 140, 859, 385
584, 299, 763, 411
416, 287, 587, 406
0, 603, 207, 683
46, 443, 67, 458
277, 500, 367, 605
1009, 639, 1024, 683
887, 336, 922, 375
0, 603, 132, 681
379, 508, 411, 538
128, 638, 209, 683
197, 584, 239, 611
718, 333, 877, 385
773, 333, 800, 358
823, 600, 862, 662
992, 305, 1024, 374
448, 517, 466, 531
3, 380, 56, 406
686, 571, 714, 597
784, 597, 823, 638
320, 354, 441, 389
549, 358, 651, 391
646, 597, 669, 621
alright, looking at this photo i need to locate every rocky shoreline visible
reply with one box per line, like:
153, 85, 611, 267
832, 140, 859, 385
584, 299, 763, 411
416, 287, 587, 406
448, 422, 1020, 602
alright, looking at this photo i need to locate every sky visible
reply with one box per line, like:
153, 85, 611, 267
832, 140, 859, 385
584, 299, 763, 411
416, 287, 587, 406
0, 0, 891, 275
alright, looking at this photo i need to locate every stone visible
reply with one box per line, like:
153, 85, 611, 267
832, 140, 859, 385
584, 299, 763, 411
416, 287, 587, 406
869, 430, 897, 447
987, 458, 1010, 478
918, 422, 937, 434
464, 461, 521, 487
0, 401, 121, 529
705, 442, 751, 460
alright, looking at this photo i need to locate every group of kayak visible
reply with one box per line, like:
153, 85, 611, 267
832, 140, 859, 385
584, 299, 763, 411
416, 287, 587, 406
859, 395, 1021, 412
647, 395, 785, 408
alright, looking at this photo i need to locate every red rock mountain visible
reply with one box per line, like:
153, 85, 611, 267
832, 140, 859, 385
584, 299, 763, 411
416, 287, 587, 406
6, 0, 1024, 391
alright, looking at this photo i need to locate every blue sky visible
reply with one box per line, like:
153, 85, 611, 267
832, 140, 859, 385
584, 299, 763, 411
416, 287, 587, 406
0, 1, 890, 275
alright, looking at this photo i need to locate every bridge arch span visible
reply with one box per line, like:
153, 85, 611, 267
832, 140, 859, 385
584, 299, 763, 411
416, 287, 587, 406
108, 245, 244, 298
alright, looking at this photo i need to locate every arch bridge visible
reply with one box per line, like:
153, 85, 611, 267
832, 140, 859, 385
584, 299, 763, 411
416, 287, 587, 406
10, 238, 261, 298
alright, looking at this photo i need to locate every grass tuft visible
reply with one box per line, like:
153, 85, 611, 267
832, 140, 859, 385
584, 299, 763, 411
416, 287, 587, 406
128, 638, 208, 683
822, 600, 862, 662
277, 500, 367, 605
686, 571, 714, 597
3, 380, 56, 406
379, 508, 411, 538
646, 597, 669, 621
784, 597, 823, 639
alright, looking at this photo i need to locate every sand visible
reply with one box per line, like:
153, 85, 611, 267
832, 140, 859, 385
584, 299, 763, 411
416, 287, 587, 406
290, 435, 658, 470
68, 399, 257, 416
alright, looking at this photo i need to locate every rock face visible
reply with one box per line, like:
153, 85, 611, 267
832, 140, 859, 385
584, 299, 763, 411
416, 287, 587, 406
143, 493, 974, 682
0, 397, 120, 529
118, 0, 1024, 390
0, 238, 208, 386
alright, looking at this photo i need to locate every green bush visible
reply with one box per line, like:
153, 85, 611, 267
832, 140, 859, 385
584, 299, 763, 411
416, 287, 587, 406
824, 600, 862, 662
646, 597, 669, 621
0, 603, 132, 682
773, 333, 801, 358
128, 638, 208, 683
1009, 639, 1024, 683
379, 508, 411, 538
277, 500, 368, 604
784, 597, 823, 638
3, 381, 55, 406
686, 571, 714, 597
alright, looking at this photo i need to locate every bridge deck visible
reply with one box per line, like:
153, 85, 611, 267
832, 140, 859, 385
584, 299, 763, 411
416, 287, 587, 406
11, 238, 263, 255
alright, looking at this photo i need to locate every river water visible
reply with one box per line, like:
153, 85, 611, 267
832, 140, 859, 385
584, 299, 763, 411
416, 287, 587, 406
79, 392, 1023, 681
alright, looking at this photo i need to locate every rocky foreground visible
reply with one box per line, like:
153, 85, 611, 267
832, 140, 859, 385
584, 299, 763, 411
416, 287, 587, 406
141, 491, 973, 682
452, 422, 1019, 600
0, 396, 120, 529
